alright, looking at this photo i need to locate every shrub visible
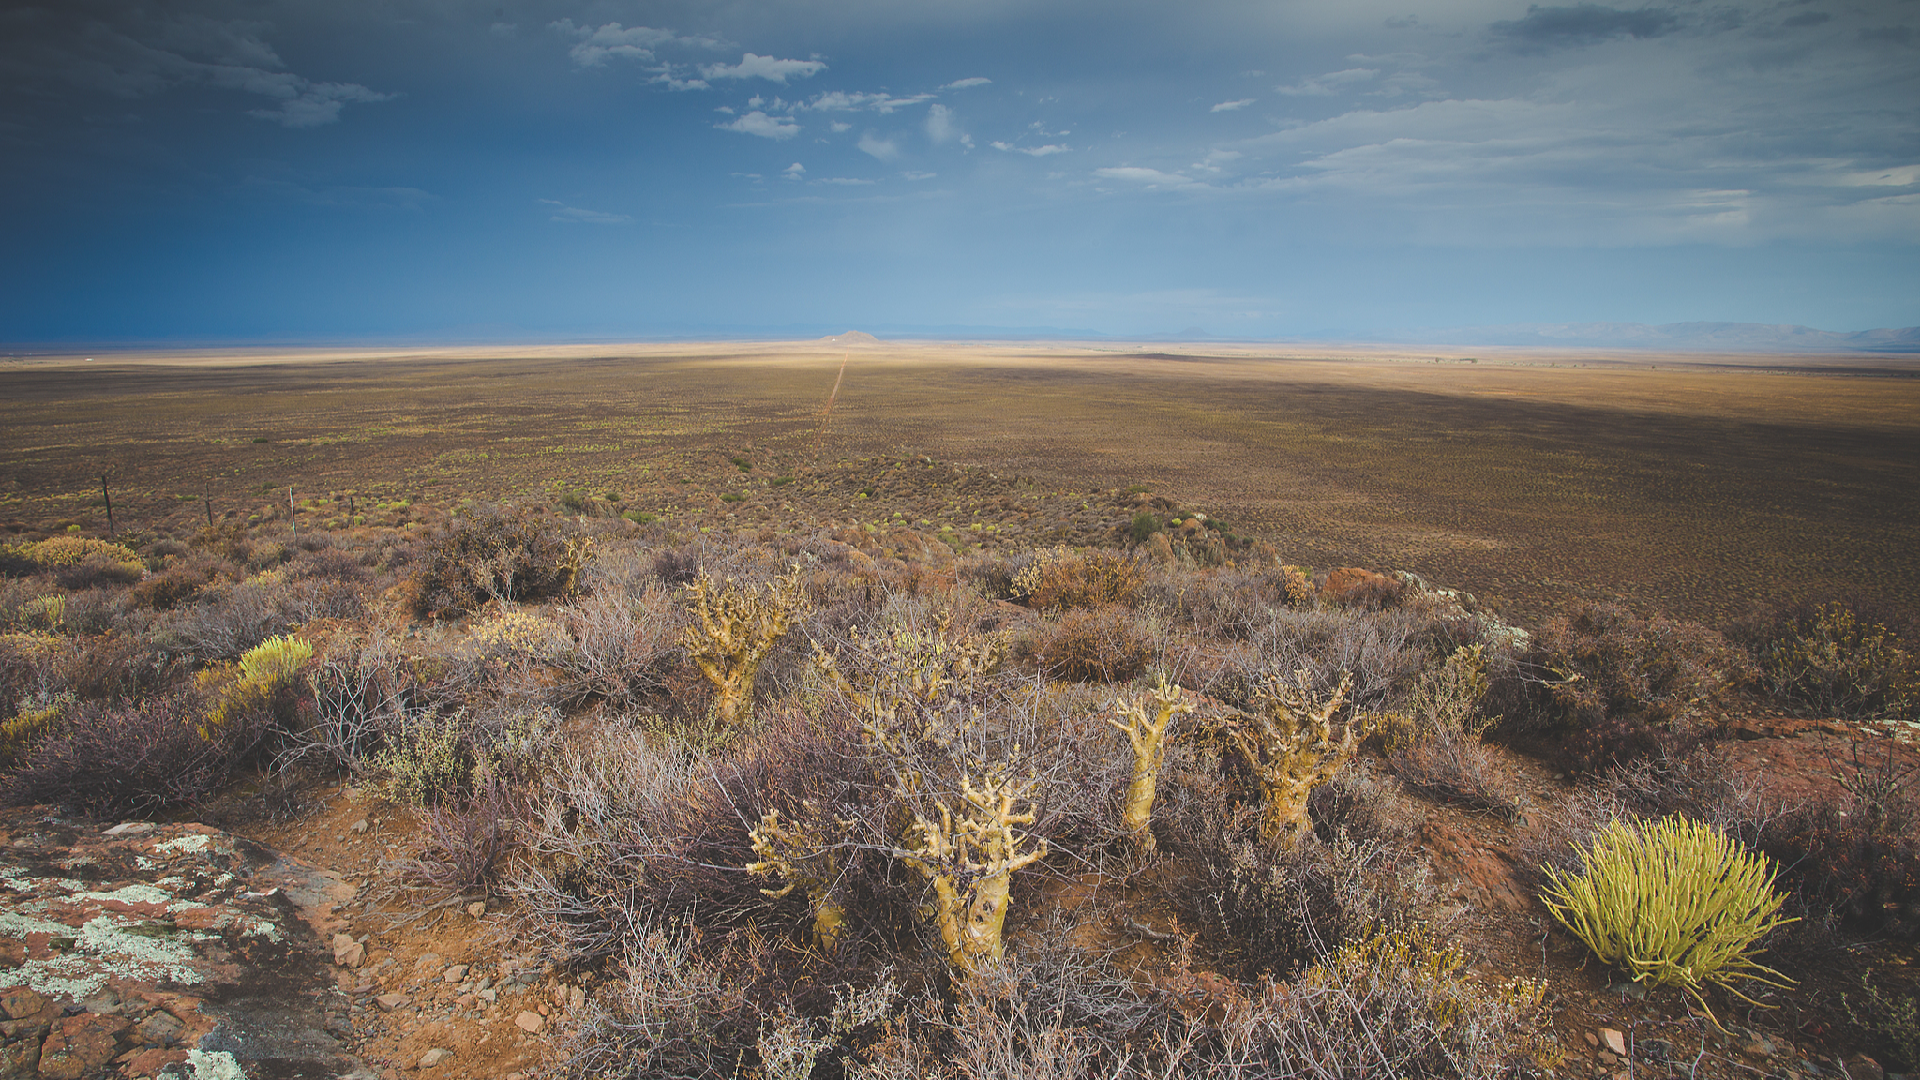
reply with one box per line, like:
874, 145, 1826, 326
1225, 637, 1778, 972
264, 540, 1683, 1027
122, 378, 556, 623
1, 691, 260, 815
1128, 511, 1163, 544
1748, 602, 1917, 724
2, 536, 141, 572
554, 586, 679, 707
132, 562, 215, 610
1759, 742, 1920, 940
405, 506, 592, 618
1525, 603, 1747, 771
1386, 645, 1525, 817
1012, 548, 1143, 612
1540, 815, 1794, 1012
1024, 604, 1152, 683
1210, 925, 1552, 1080
395, 775, 521, 893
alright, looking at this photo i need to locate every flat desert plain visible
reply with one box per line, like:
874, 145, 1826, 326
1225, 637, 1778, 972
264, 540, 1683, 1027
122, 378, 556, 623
4, 339, 1917, 623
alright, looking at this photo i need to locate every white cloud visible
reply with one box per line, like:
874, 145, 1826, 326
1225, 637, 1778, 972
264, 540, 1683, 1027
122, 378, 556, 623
718, 111, 800, 139
701, 53, 826, 84
538, 199, 633, 224
830, 121, 852, 132
991, 142, 1070, 157
925, 103, 957, 144
1095, 166, 1197, 188
1211, 98, 1255, 112
783, 162, 806, 179
652, 73, 710, 91
1276, 67, 1379, 96
550, 21, 721, 68
903, 171, 937, 180
858, 133, 899, 159
247, 81, 394, 128
819, 177, 876, 185
940, 77, 992, 91
801, 90, 931, 114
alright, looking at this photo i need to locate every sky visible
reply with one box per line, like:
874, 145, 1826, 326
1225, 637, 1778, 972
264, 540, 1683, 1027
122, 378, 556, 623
2, 0, 1917, 342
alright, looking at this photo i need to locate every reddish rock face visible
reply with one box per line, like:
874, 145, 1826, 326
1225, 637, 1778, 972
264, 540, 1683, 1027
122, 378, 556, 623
1321, 566, 1402, 606
0, 809, 366, 1080
37, 1014, 133, 1080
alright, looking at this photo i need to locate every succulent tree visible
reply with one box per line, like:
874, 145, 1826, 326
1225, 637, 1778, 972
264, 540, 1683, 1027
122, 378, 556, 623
1220, 668, 1360, 841
892, 767, 1048, 972
1108, 675, 1193, 851
679, 565, 807, 730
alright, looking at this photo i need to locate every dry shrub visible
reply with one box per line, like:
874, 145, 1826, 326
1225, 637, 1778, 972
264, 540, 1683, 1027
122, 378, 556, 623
1760, 742, 1920, 940
1160, 743, 1432, 980
1207, 925, 1552, 1080
1014, 548, 1144, 612
132, 560, 218, 610
1387, 645, 1526, 817
1307, 757, 1421, 848
287, 623, 415, 769
554, 585, 681, 707
1524, 603, 1747, 771
1743, 601, 1917, 724
1023, 604, 1152, 683
153, 571, 363, 662
1320, 567, 1409, 611
405, 505, 590, 618
395, 774, 522, 893
1391, 733, 1526, 819
0, 691, 261, 815
1217, 605, 1432, 715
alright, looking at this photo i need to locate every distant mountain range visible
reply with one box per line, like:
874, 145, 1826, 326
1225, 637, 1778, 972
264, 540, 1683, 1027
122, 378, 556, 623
1369, 321, 1920, 352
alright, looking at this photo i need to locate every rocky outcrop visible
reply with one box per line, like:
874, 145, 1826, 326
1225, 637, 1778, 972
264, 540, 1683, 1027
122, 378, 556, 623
0, 809, 368, 1080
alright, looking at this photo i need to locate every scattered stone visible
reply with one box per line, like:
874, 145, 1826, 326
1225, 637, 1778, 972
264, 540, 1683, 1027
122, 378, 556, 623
104, 822, 155, 836
1601, 1028, 1627, 1057
334, 933, 367, 968
419, 1047, 452, 1068
515, 1011, 546, 1034
137, 1009, 186, 1047
0, 987, 47, 1020
1845, 1054, 1887, 1080
375, 994, 412, 1012
120, 1047, 190, 1076
0, 937, 22, 968
468, 901, 487, 918
38, 1013, 133, 1080
1583, 1032, 1599, 1048
351, 818, 370, 834
443, 964, 469, 983
0, 1038, 39, 1076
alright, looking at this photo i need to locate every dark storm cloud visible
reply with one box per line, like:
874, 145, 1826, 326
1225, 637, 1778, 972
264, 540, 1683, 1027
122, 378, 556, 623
0, 1, 393, 127
1490, 4, 1682, 50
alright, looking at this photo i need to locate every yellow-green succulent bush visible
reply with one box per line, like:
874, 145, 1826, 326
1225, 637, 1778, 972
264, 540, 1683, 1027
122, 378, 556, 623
1540, 815, 1794, 1013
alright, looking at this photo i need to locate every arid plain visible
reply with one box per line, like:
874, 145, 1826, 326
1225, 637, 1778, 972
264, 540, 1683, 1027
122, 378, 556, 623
5, 338, 1917, 624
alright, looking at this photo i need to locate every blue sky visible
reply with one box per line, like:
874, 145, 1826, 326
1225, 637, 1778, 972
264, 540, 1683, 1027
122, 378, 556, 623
3, 0, 1916, 342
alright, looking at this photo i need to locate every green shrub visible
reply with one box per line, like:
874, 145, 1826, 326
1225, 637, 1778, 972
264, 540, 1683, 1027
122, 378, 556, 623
1541, 815, 1794, 1013
1128, 511, 1162, 544
1751, 602, 1916, 723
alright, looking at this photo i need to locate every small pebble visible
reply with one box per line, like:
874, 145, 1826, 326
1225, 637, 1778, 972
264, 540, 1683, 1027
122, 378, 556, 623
468, 901, 487, 918
419, 1048, 451, 1068
516, 1011, 546, 1034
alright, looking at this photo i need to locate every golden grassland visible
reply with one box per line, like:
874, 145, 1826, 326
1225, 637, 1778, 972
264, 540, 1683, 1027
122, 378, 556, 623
4, 339, 1917, 623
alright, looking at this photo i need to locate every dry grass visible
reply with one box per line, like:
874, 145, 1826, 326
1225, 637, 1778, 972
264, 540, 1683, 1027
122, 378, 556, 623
4, 343, 1917, 625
